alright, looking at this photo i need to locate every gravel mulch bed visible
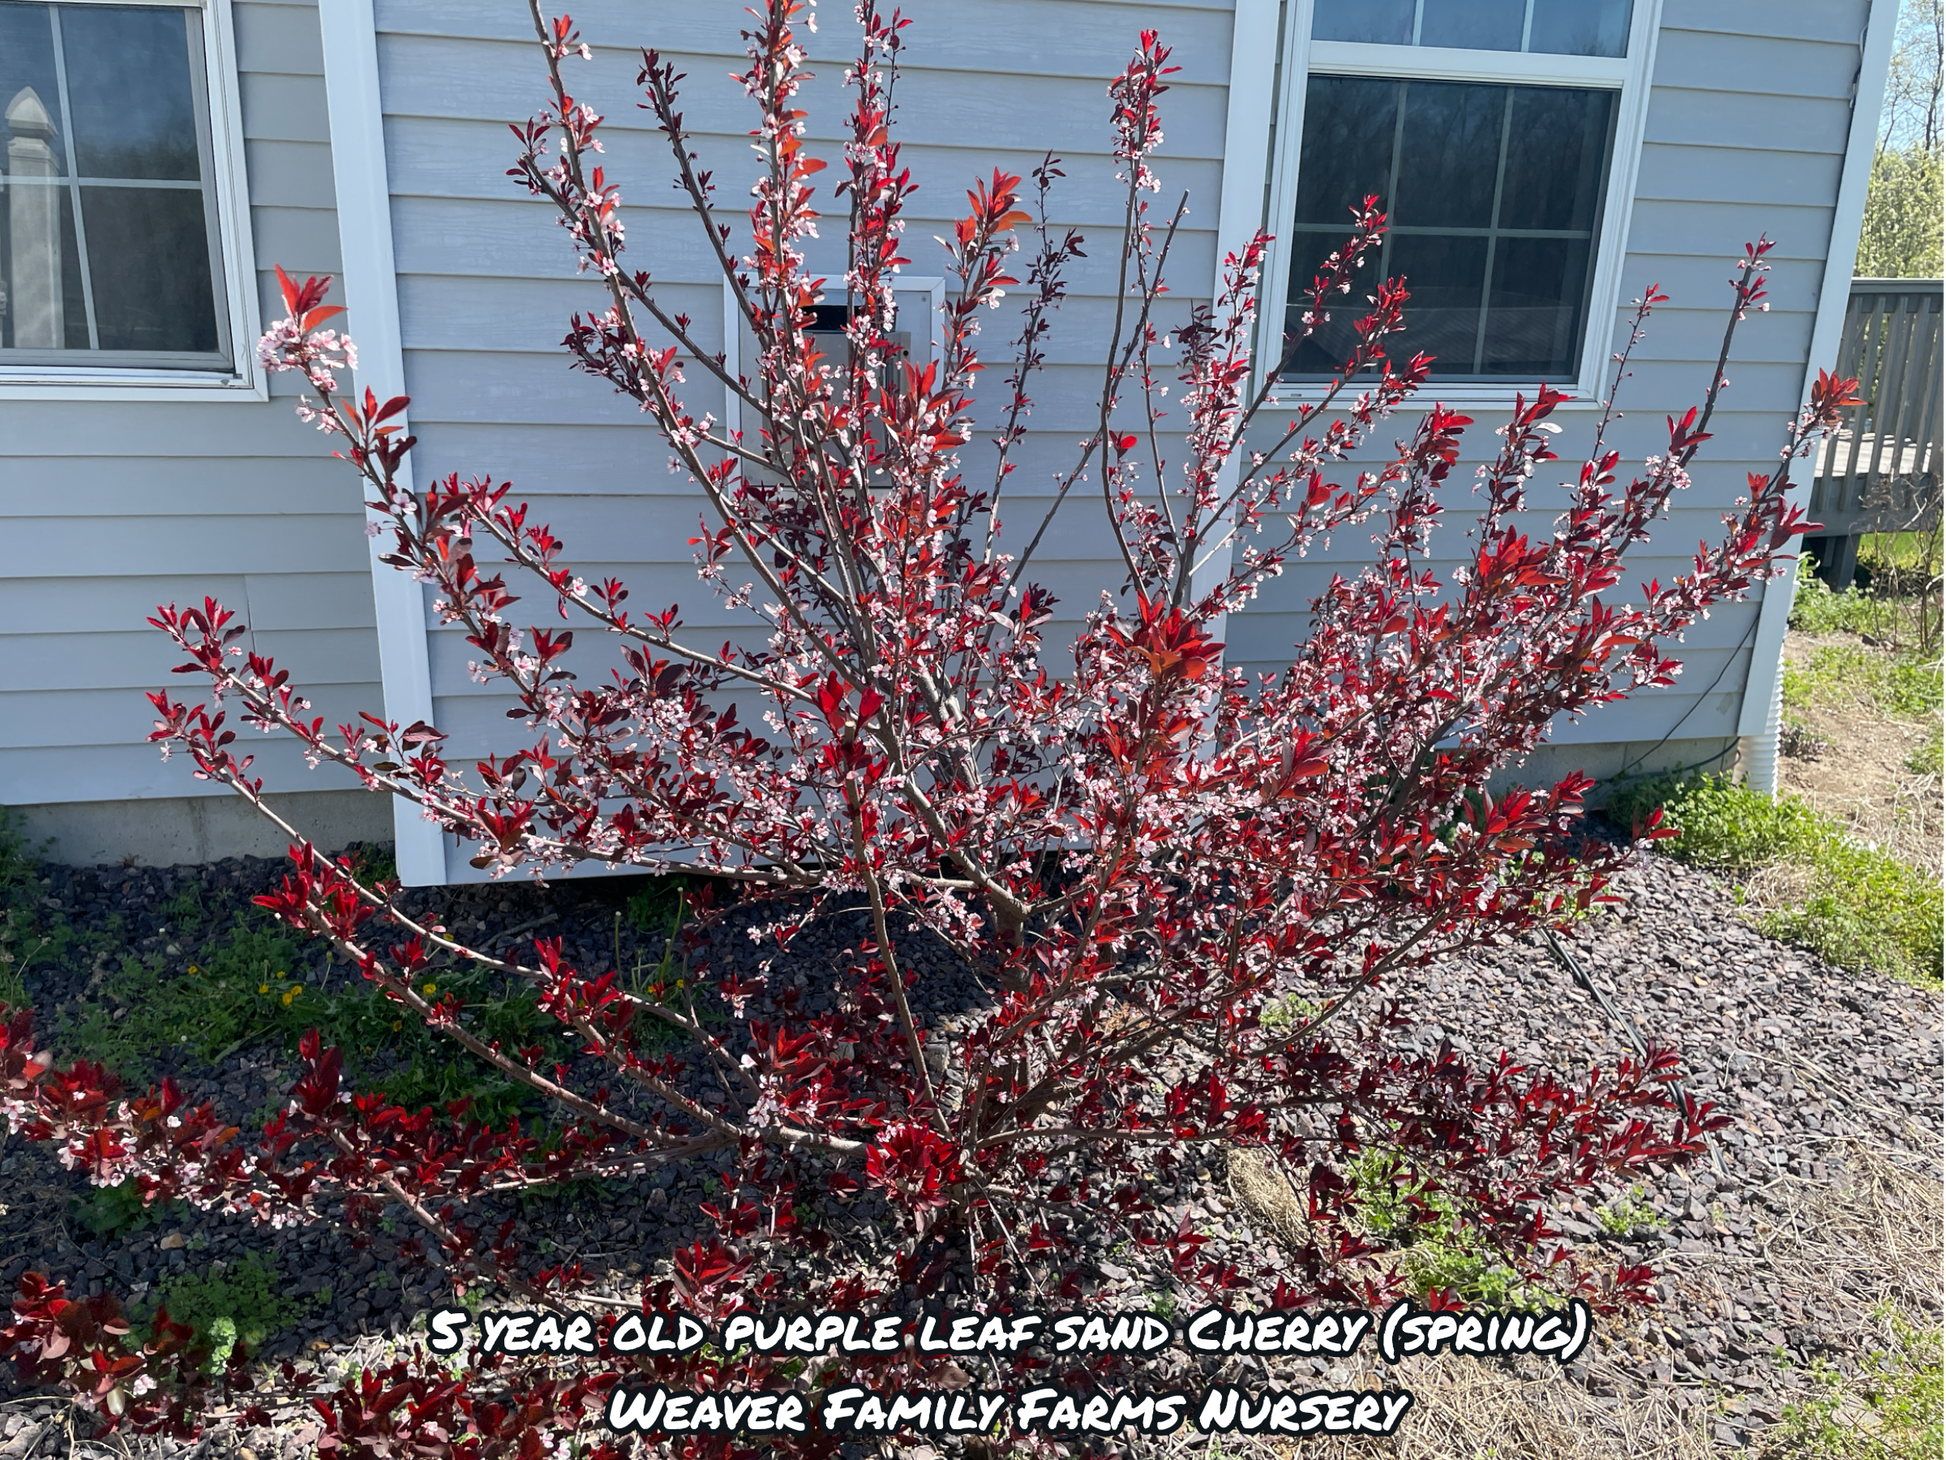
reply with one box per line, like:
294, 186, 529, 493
0, 840, 1938, 1458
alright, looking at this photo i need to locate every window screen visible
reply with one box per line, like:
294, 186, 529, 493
0, 1, 228, 366
1284, 75, 1617, 380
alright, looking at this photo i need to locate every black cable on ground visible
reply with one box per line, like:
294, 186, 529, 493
1541, 926, 1728, 1178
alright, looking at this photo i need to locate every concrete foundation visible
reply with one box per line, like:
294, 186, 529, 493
8, 790, 394, 869
9, 737, 1743, 874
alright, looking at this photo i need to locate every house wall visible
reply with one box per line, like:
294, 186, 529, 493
1227, 0, 1874, 792
0, 0, 391, 864
0, 0, 1881, 870
369, 0, 1235, 799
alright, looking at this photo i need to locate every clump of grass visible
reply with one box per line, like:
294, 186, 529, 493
57, 898, 574, 1124
60, 916, 314, 1082
1608, 773, 1823, 871
1904, 735, 1942, 778
1791, 575, 1881, 636
1762, 836, 1944, 990
1609, 774, 1942, 987
0, 808, 67, 1011
1783, 642, 1943, 720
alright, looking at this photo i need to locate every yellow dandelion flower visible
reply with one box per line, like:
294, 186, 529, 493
422, 981, 437, 995
187, 965, 199, 974
276, 970, 287, 980
392, 1020, 402, 1031
281, 990, 295, 1006
258, 983, 269, 994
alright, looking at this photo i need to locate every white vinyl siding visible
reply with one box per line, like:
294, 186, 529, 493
0, 0, 379, 807
1227, 0, 1872, 765
370, 0, 1236, 777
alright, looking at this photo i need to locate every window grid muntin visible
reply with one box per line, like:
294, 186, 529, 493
1, 0, 228, 364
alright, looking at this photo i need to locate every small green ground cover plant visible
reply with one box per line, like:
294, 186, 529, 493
1595, 1185, 1662, 1239
1770, 1307, 1944, 1460
1784, 641, 1943, 721
71, 1179, 188, 1239
1793, 535, 1942, 659
0, 816, 68, 1011
1609, 774, 1942, 986
1904, 735, 1942, 777
53, 906, 576, 1125
1347, 1150, 1550, 1309
134, 1256, 308, 1372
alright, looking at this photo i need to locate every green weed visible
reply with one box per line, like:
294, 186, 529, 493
0, 809, 66, 1011
157, 887, 211, 936
1595, 1185, 1662, 1239
1345, 1150, 1542, 1309
620, 878, 688, 999
1608, 772, 1823, 871
1761, 837, 1944, 990
55, 898, 572, 1123
1791, 576, 1882, 636
139, 1255, 307, 1371
350, 843, 399, 888
59, 916, 310, 1081
1903, 734, 1942, 778
71, 1178, 187, 1237
1770, 1308, 1943, 1460
1259, 992, 1322, 1030
1783, 642, 1943, 720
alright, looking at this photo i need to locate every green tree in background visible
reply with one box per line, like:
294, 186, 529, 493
1859, 0, 1943, 278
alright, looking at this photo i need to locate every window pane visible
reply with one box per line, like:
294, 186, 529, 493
1282, 228, 1380, 375
1497, 86, 1613, 229
81, 186, 217, 352
1394, 81, 1505, 228
1309, 0, 1633, 55
1312, 0, 1414, 45
1284, 78, 1615, 379
1485, 237, 1591, 375
1293, 76, 1398, 226
1529, 0, 1632, 56
1389, 233, 1489, 372
1419, 0, 1525, 51
1, 2, 226, 362
61, 5, 200, 181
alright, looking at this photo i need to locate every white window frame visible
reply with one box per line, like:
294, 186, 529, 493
1260, 0, 1664, 410
0, 0, 263, 400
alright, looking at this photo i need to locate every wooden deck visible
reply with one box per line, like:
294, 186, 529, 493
1804, 279, 1942, 588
